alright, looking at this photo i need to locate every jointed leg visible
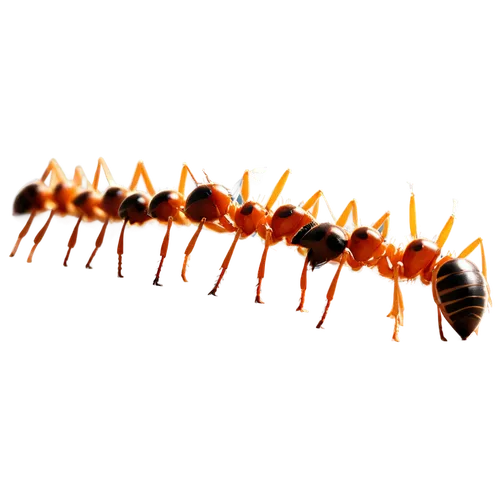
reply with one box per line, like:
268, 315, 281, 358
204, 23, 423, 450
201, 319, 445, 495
372, 211, 390, 239
153, 217, 173, 286
458, 237, 491, 306
336, 199, 359, 228
208, 228, 243, 296
255, 228, 271, 304
63, 215, 83, 266
178, 164, 198, 196
296, 254, 310, 312
129, 161, 155, 195
91, 158, 115, 190
387, 263, 404, 341
241, 170, 250, 204
409, 189, 418, 239
41, 159, 66, 184
302, 190, 335, 222
181, 218, 206, 282
86, 219, 109, 269
10, 211, 36, 257
434, 303, 448, 344
117, 219, 127, 278
27, 210, 55, 263
316, 251, 348, 329
265, 169, 291, 210
436, 215, 455, 249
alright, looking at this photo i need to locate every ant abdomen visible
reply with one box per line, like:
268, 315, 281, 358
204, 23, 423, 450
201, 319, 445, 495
13, 182, 53, 214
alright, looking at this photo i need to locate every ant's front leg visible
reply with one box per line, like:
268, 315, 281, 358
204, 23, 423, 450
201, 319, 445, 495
252, 224, 272, 306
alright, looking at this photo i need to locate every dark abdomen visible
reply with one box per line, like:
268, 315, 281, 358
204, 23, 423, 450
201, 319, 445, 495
433, 258, 488, 339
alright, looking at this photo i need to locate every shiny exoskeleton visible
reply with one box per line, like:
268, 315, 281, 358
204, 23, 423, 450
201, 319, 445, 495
432, 258, 488, 340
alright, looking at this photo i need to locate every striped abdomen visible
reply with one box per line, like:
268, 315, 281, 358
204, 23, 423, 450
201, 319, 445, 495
433, 258, 488, 340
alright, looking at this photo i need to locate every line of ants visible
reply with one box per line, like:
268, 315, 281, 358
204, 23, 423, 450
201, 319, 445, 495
10, 158, 491, 342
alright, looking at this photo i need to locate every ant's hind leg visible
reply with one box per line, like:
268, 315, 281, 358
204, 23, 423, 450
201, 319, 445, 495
181, 218, 206, 282
208, 228, 243, 296
434, 303, 449, 344
10, 212, 36, 257
86, 219, 109, 269
255, 228, 271, 304
153, 217, 173, 286
459, 237, 491, 307
27, 210, 55, 263
296, 255, 309, 312
316, 251, 348, 329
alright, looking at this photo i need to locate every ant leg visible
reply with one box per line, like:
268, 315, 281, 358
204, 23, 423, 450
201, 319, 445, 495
204, 222, 227, 233
458, 237, 491, 306
336, 199, 359, 228
9, 157, 67, 265
153, 217, 173, 286
9, 212, 36, 260
435, 201, 456, 249
117, 219, 127, 278
409, 189, 418, 239
241, 170, 250, 204
296, 254, 310, 312
27, 210, 55, 263
91, 158, 115, 190
41, 159, 66, 184
209, 228, 243, 296
178, 164, 198, 196
255, 228, 271, 304
86, 219, 109, 269
387, 263, 404, 341
129, 161, 155, 195
302, 188, 323, 212
316, 251, 348, 329
181, 218, 206, 282
265, 169, 291, 210
434, 303, 449, 344
371, 211, 391, 239
63, 215, 83, 266
218, 215, 237, 232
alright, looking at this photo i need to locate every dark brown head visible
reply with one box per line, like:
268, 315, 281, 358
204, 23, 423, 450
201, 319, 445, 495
13, 182, 53, 215
118, 193, 152, 225
296, 222, 349, 269
148, 190, 185, 221
100, 186, 128, 219
184, 184, 232, 222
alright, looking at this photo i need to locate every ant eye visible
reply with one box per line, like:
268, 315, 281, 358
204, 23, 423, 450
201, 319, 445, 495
240, 203, 254, 216
411, 241, 423, 252
276, 204, 295, 218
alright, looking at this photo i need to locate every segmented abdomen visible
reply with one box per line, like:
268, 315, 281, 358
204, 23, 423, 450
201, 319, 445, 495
434, 258, 488, 339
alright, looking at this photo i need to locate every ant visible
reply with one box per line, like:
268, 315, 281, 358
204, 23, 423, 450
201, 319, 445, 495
207, 169, 291, 297
297, 189, 492, 344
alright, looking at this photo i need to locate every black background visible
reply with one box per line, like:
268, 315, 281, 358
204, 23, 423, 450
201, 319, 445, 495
1, 143, 498, 352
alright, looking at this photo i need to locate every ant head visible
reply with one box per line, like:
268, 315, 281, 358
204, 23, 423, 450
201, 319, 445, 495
235, 201, 268, 236
148, 190, 185, 221
184, 184, 231, 222
349, 227, 384, 262
72, 189, 103, 219
402, 238, 440, 279
118, 192, 152, 225
271, 204, 313, 239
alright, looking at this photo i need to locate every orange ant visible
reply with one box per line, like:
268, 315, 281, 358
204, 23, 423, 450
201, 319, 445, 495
297, 189, 492, 344
207, 169, 291, 297
204, 168, 322, 306
9, 157, 105, 265
148, 161, 239, 287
